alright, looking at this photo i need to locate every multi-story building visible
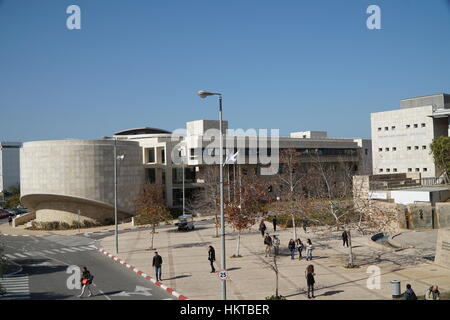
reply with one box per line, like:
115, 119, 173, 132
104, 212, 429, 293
371, 93, 450, 178
115, 120, 372, 208
0, 142, 22, 193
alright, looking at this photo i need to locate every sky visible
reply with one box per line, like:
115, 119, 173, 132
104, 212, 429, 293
1, 0, 450, 142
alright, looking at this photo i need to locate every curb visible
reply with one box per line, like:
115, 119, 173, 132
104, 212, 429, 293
98, 248, 188, 300
1, 234, 45, 237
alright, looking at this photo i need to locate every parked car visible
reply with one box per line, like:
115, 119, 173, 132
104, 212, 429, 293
0, 210, 10, 219
175, 214, 195, 231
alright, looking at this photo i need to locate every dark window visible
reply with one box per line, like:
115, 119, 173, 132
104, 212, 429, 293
365, 149, 368, 155
190, 148, 195, 160
146, 168, 156, 183
147, 148, 155, 163
161, 148, 165, 163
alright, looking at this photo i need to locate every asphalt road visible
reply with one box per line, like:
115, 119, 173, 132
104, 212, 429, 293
0, 232, 175, 300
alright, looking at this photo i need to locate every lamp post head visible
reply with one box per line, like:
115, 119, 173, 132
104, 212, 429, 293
197, 90, 221, 99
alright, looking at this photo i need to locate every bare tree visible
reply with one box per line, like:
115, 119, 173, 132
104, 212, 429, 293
134, 183, 172, 250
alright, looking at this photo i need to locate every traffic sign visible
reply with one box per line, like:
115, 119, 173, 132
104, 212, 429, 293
218, 270, 229, 281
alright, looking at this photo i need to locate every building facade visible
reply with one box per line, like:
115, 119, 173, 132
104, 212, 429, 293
0, 142, 22, 193
371, 93, 450, 178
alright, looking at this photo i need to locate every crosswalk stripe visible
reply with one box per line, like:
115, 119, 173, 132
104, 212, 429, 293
5, 254, 16, 259
60, 248, 77, 252
14, 253, 27, 258
69, 247, 85, 251
0, 274, 30, 300
42, 250, 56, 254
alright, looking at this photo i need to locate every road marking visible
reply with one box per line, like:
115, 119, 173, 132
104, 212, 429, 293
42, 250, 57, 254
0, 274, 30, 300
5, 254, 16, 259
14, 253, 27, 258
60, 248, 77, 252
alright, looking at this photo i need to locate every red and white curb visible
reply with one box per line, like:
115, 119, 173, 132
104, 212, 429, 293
1, 234, 44, 237
98, 248, 188, 300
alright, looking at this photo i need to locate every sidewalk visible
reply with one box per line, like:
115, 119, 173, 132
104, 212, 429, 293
99, 219, 450, 300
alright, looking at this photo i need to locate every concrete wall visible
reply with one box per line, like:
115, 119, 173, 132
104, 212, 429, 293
20, 140, 144, 223
407, 203, 433, 229
435, 228, 450, 267
436, 203, 450, 229
12, 211, 36, 227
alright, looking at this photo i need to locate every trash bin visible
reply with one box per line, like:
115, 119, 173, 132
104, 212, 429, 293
391, 280, 402, 298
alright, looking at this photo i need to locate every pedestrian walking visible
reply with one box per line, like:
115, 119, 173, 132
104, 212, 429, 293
296, 238, 304, 260
152, 251, 163, 282
288, 239, 296, 260
342, 230, 349, 247
403, 284, 417, 300
264, 233, 273, 257
208, 246, 216, 273
259, 220, 267, 237
8, 216, 13, 226
273, 235, 280, 256
305, 239, 313, 261
305, 264, 316, 299
425, 285, 440, 300
78, 266, 94, 298
272, 216, 277, 232
302, 220, 307, 233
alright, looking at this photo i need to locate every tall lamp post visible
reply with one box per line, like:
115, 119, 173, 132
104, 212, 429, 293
178, 146, 186, 215
197, 90, 226, 300
113, 137, 125, 254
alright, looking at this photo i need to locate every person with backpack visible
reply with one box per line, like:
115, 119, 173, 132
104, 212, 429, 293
272, 235, 280, 256
296, 238, 304, 260
306, 239, 313, 261
403, 284, 417, 300
259, 220, 267, 237
305, 264, 316, 299
78, 266, 94, 298
208, 246, 216, 273
152, 251, 163, 282
264, 233, 273, 257
288, 239, 296, 260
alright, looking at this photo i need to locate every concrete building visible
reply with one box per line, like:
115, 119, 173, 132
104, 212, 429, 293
20, 140, 144, 224
371, 93, 450, 178
19, 120, 372, 223
0, 142, 22, 193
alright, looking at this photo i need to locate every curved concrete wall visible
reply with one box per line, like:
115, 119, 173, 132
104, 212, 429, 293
20, 140, 144, 223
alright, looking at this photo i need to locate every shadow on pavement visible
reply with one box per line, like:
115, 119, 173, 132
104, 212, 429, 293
163, 274, 192, 281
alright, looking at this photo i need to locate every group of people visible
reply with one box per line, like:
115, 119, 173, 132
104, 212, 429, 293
260, 220, 313, 261
403, 283, 441, 300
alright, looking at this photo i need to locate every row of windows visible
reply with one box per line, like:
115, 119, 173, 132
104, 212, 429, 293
377, 123, 426, 131
378, 145, 427, 152
378, 168, 428, 173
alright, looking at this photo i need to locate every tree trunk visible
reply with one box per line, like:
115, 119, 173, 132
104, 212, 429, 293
151, 227, 155, 250
235, 231, 241, 257
292, 214, 297, 240
214, 213, 219, 237
348, 230, 354, 267
274, 255, 279, 298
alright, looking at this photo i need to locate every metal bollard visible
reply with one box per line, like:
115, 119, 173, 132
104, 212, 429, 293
391, 280, 402, 298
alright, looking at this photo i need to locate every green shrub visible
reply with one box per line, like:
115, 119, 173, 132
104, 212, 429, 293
60, 222, 71, 230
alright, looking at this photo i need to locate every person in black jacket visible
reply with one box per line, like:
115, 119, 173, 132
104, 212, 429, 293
305, 264, 316, 299
259, 220, 267, 237
78, 266, 94, 298
342, 230, 349, 247
152, 251, 163, 282
272, 217, 277, 232
403, 284, 417, 300
208, 246, 216, 273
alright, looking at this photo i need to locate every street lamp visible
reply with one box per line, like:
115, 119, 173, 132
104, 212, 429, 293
197, 90, 226, 300
113, 137, 125, 254
178, 146, 186, 216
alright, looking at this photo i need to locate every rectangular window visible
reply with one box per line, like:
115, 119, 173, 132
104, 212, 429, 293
161, 148, 165, 164
393, 168, 398, 172
385, 148, 390, 152
423, 168, 428, 172
415, 168, 420, 172
421, 123, 426, 128
414, 124, 418, 128
406, 125, 411, 129
422, 146, 427, 150
386, 169, 391, 173
190, 148, 195, 160
391, 126, 396, 130
146, 168, 156, 183
379, 169, 383, 173
384, 127, 389, 131
407, 146, 411, 151
408, 168, 412, 172
378, 148, 382, 152
415, 146, 419, 150
378, 127, 382, 131
147, 148, 155, 163
365, 149, 368, 155
393, 147, 397, 151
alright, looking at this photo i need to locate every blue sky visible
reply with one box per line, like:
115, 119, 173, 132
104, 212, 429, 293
1, 0, 450, 141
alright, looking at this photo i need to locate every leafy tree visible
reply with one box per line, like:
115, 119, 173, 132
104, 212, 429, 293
226, 170, 270, 257
134, 183, 172, 250
430, 136, 450, 183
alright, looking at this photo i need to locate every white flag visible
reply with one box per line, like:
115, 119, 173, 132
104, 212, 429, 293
224, 150, 239, 165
